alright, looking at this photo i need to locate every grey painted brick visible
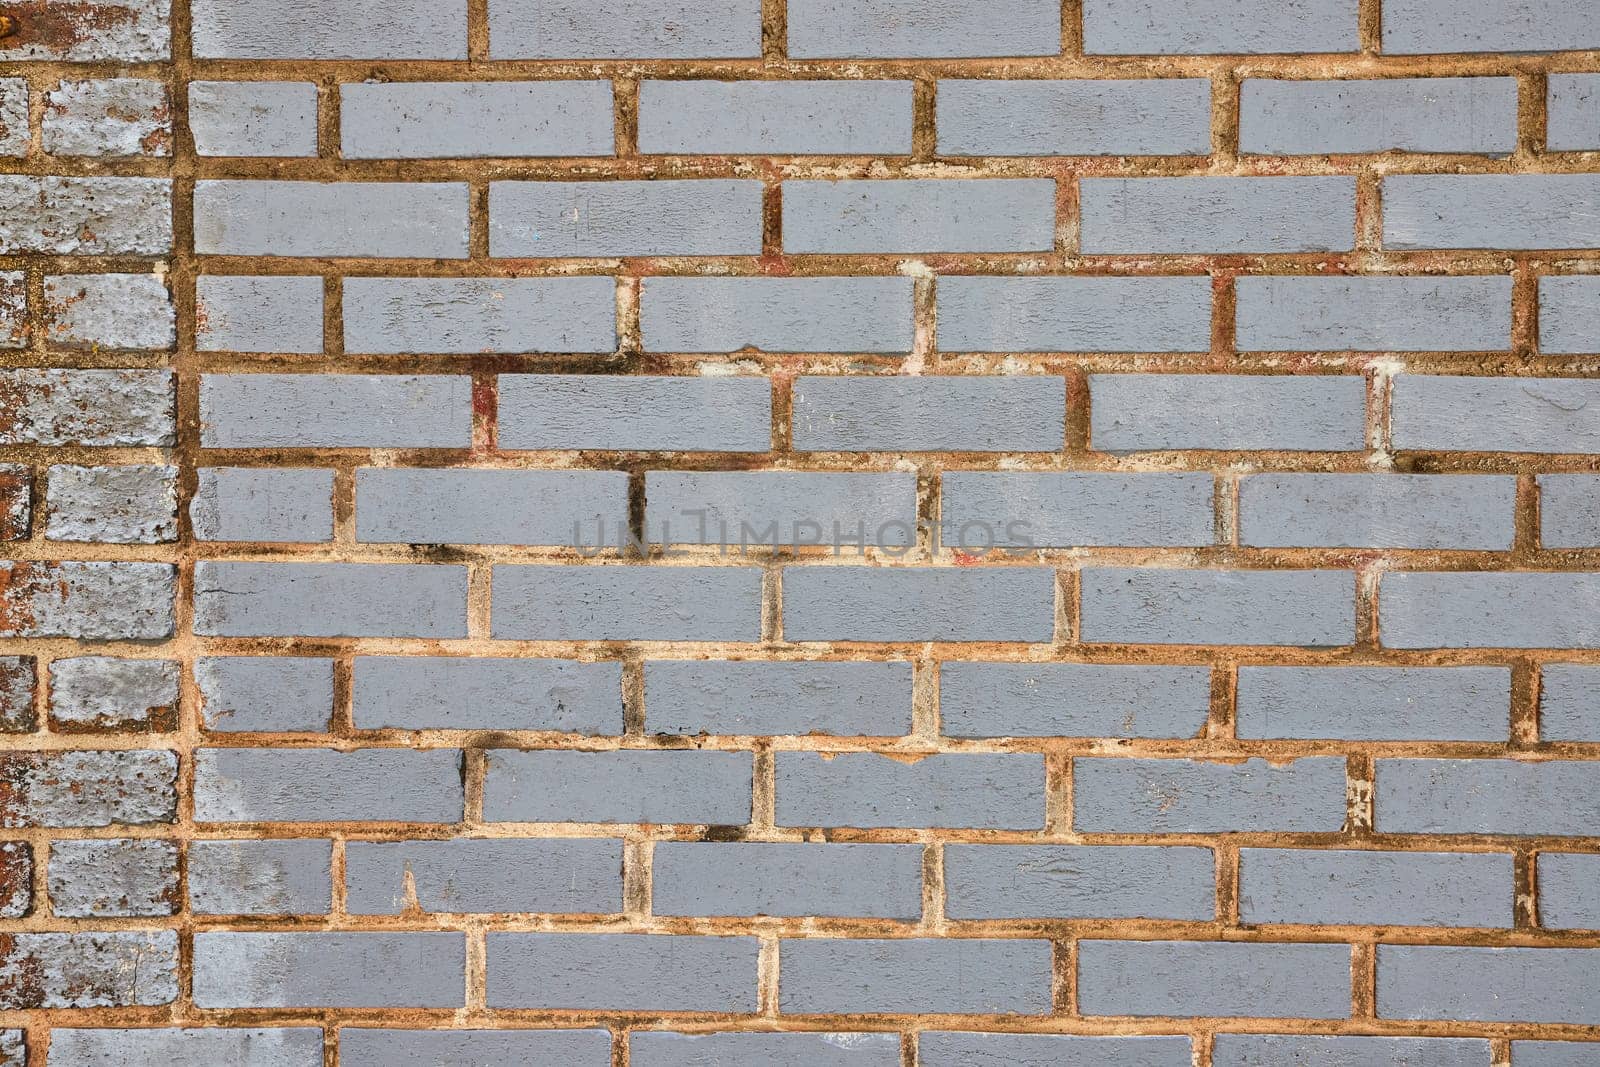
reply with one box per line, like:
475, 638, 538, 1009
632, 1033, 899, 1067
483, 749, 751, 825
343, 81, 611, 159
941, 472, 1215, 548
793, 375, 1065, 452
1378, 758, 1600, 836
0, 82, 22, 159
789, 0, 1058, 58
0, 657, 36, 733
49, 1029, 324, 1067
1084, 0, 1358, 53
653, 842, 922, 918
941, 662, 1212, 739
1381, 572, 1600, 649
1384, 0, 1600, 54
922, 1034, 1193, 1066
188, 839, 332, 915
938, 275, 1212, 353
1241, 78, 1518, 155
783, 566, 1057, 643
780, 938, 1053, 1014
1074, 756, 1348, 832
0, 561, 175, 640
1077, 940, 1351, 1019
1236, 276, 1512, 351
0, 931, 177, 1008
1393, 375, 1600, 453
0, 844, 24, 916
42, 78, 169, 157
194, 181, 469, 257
1236, 666, 1512, 741
1539, 276, 1600, 354
193, 932, 465, 1008
783, 179, 1056, 253
189, 81, 317, 157
1213, 1035, 1493, 1067
776, 752, 1045, 829
0, 0, 169, 61
194, 747, 463, 823
344, 277, 614, 354
196, 657, 333, 733
1081, 567, 1355, 646
1541, 853, 1600, 930
1239, 848, 1513, 927
200, 374, 470, 449
0, 369, 173, 446
1511, 1043, 1600, 1067
1239, 473, 1516, 549
0, 177, 171, 254
48, 838, 178, 917
194, 0, 464, 58
347, 839, 622, 914
644, 660, 914, 736
342, 1030, 611, 1067
489, 0, 761, 59
641, 276, 914, 354
646, 471, 917, 547
489, 180, 761, 257
1386, 176, 1600, 249
42, 273, 174, 349
1081, 177, 1356, 253
358, 468, 627, 545
939, 79, 1210, 156
196, 276, 323, 353
945, 844, 1215, 920
353, 657, 623, 733
639, 81, 913, 155
1542, 665, 1600, 741
46, 464, 178, 544
0, 750, 176, 827
49, 656, 179, 731
1549, 74, 1600, 150
498, 374, 770, 452
1378, 945, 1600, 1023
195, 562, 467, 638
492, 565, 761, 641
0, 272, 22, 348
1090, 374, 1366, 451
192, 468, 333, 544
488, 933, 758, 1010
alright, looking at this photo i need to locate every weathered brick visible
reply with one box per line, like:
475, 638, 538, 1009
0, 82, 23, 158
633, 1033, 898, 1066
1383, 0, 1600, 54
1538, 276, 1600, 354
1212, 1035, 1492, 1066
942, 471, 1214, 547
357, 468, 627, 545
47, 839, 178, 917
344, 81, 612, 159
1080, 177, 1356, 252
1077, 940, 1351, 1019
652, 842, 922, 918
0, 658, 36, 733
1236, 666, 1511, 741
941, 662, 1211, 739
48, 656, 179, 731
345, 276, 614, 354
493, 564, 761, 641
0, 844, 29, 918
1240, 78, 1517, 155
1539, 853, 1600, 930
194, 181, 469, 257
352, 656, 623, 732
1090, 374, 1366, 451
193, 747, 463, 823
483, 749, 751, 825
0, 177, 171, 254
1393, 375, 1600, 453
488, 0, 761, 59
788, 0, 1058, 58
776, 751, 1045, 829
783, 566, 1057, 643
0, 932, 177, 1008
0, 466, 29, 541
1074, 756, 1348, 832
1238, 848, 1512, 927
188, 839, 332, 915
640, 81, 912, 155
0, 369, 174, 446
343, 1030, 610, 1067
641, 276, 914, 354
192, 467, 333, 543
939, 79, 1210, 156
200, 374, 469, 448
1377, 945, 1600, 1023
938, 275, 1212, 353
189, 81, 317, 157
196, 276, 323, 353
1235, 276, 1511, 351
1381, 572, 1600, 648
1080, 567, 1355, 646
194, 0, 464, 58
346, 839, 622, 914
644, 659, 914, 736
0, 0, 171, 61
780, 938, 1053, 1014
1541, 664, 1600, 741
1238, 473, 1515, 549
196, 656, 333, 733
921, 1034, 1193, 1066
0, 273, 23, 348
49, 1029, 324, 1067
646, 471, 917, 547
41, 274, 174, 350
487, 933, 757, 1010
793, 375, 1065, 452
45, 464, 178, 544
783, 179, 1056, 253
42, 78, 169, 157
192, 932, 465, 1008
0, 750, 175, 827
945, 844, 1215, 920
0, 561, 175, 640
1386, 176, 1600, 249
1548, 74, 1600, 151
194, 562, 467, 638
1378, 758, 1600, 836
0, 1027, 21, 1063
1084, 0, 1358, 54
489, 180, 762, 257
498, 374, 769, 452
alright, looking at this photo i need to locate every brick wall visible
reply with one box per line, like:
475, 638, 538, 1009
2, 0, 1600, 1062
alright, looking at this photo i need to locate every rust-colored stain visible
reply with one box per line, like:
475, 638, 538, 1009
0, 1, 135, 52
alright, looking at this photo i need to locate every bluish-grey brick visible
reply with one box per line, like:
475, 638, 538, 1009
0, 561, 175, 641
195, 562, 467, 638
196, 657, 332, 733
652, 842, 922, 918
1090, 374, 1366, 451
945, 844, 1215, 920
1239, 473, 1516, 549
189, 81, 317, 157
782, 566, 1057, 643
483, 749, 751, 825
42, 76, 167, 158
1236, 666, 1511, 741
490, 180, 761, 257
1074, 756, 1348, 832
1380, 572, 1600, 649
793, 375, 1065, 452
343, 1030, 610, 1067
192, 468, 333, 544
196, 276, 323, 353
0, 177, 172, 255
1378, 758, 1600, 836
1378, 945, 1600, 1023
49, 1029, 324, 1067
1077, 940, 1352, 1019
0, 750, 176, 827
1236, 276, 1512, 351
641, 277, 914, 354
1383, 0, 1600, 54
193, 932, 465, 1008
201, 374, 470, 449
487, 933, 757, 1010
43, 274, 174, 349
1239, 848, 1512, 927
1510, 1042, 1600, 1067
640, 81, 912, 155
0, 369, 174, 447
1538, 276, 1600, 354
498, 374, 770, 452
647, 471, 917, 548
1241, 78, 1518, 155
48, 838, 178, 916
0, 931, 176, 1008
357, 469, 627, 545
188, 839, 332, 915
194, 747, 463, 823
346, 839, 622, 914
788, 0, 1059, 58
194, 0, 464, 57
941, 662, 1212, 739
1084, 0, 1358, 54
1386, 176, 1600, 250
353, 656, 622, 733
1541, 665, 1600, 741
779, 938, 1053, 1014
195, 181, 469, 257
632, 1033, 899, 1067
1081, 568, 1355, 646
1393, 375, 1600, 453
492, 565, 761, 641
343, 81, 612, 158
1213, 1035, 1493, 1067
488, 0, 761, 59
1081, 177, 1356, 253
942, 472, 1214, 548
783, 179, 1056, 253
776, 752, 1045, 829
921, 1033, 1194, 1067
1539, 853, 1600, 929
1549, 74, 1600, 150
939, 79, 1210, 156
938, 276, 1212, 353
0, 0, 169, 61
645, 660, 913, 736
45, 463, 178, 544
344, 277, 615, 354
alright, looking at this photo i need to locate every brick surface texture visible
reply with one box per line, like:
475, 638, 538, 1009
1, 0, 1599, 1063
